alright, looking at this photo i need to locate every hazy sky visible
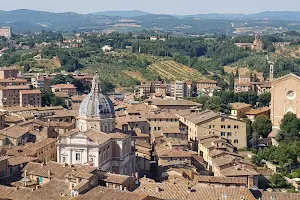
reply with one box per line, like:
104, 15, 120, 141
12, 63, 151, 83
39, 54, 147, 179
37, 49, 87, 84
2, 0, 300, 14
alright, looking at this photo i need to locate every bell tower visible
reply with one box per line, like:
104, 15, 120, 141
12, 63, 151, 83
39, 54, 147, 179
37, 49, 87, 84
269, 63, 274, 81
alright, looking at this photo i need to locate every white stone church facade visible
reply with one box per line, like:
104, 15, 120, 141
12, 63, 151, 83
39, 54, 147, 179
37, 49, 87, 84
57, 74, 135, 175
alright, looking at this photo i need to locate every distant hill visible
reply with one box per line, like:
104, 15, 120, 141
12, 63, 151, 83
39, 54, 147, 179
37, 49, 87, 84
91, 10, 150, 17
189, 11, 300, 21
2, 9, 300, 34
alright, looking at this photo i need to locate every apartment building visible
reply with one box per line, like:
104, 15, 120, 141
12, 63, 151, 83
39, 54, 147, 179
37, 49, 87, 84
19, 89, 42, 107
51, 83, 77, 96
246, 107, 271, 122
197, 79, 217, 93
0, 78, 27, 86
0, 27, 12, 39
0, 67, 18, 79
0, 85, 31, 107
176, 110, 247, 150
134, 81, 166, 98
230, 102, 251, 120
234, 82, 252, 93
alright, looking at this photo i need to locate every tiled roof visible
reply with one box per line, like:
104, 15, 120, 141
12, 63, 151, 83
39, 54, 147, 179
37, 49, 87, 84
22, 161, 96, 180
51, 84, 77, 89
0, 67, 18, 71
0, 125, 30, 139
8, 156, 38, 166
220, 165, 259, 177
6, 179, 71, 200
150, 99, 201, 107
100, 172, 136, 184
74, 186, 152, 200
147, 112, 178, 119
245, 107, 270, 115
134, 182, 256, 200
231, 102, 251, 110
176, 110, 219, 125
156, 149, 197, 158
193, 175, 248, 185
197, 79, 217, 84
0, 78, 27, 83
19, 89, 41, 94
83, 129, 111, 144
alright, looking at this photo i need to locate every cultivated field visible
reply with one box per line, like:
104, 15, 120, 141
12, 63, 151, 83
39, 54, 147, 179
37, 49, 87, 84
149, 60, 203, 80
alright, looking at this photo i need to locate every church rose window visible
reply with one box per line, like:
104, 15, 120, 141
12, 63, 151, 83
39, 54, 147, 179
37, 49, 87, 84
286, 90, 296, 100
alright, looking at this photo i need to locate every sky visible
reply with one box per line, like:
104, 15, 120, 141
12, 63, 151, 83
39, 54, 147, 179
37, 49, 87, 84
2, 0, 300, 15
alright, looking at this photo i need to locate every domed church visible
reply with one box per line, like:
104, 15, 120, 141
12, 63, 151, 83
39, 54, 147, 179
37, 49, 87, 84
78, 74, 115, 133
57, 73, 136, 175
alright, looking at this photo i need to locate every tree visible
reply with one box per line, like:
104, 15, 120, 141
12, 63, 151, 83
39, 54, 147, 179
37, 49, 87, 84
269, 174, 289, 188
204, 96, 230, 114
276, 112, 300, 142
41, 89, 66, 107
24, 63, 30, 73
229, 72, 235, 91
243, 118, 253, 147
258, 92, 271, 107
252, 115, 272, 138
235, 67, 239, 77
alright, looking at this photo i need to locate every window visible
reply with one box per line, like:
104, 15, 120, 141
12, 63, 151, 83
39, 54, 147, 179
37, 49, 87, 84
227, 132, 232, 136
234, 125, 239, 129
209, 125, 211, 129
227, 125, 231, 129
90, 157, 94, 163
75, 153, 81, 161
154, 127, 157, 131
62, 156, 66, 163
213, 125, 215, 128
234, 139, 239, 144
158, 127, 161, 130
221, 118, 225, 122
221, 132, 226, 137
221, 125, 225, 129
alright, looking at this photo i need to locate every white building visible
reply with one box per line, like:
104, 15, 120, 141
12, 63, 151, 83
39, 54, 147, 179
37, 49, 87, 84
57, 73, 136, 175
102, 45, 113, 52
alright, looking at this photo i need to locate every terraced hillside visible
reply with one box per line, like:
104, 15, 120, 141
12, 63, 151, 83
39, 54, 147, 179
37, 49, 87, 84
149, 60, 203, 80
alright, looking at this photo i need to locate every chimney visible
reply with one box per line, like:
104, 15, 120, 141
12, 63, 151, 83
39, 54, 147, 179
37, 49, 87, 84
47, 170, 51, 179
24, 170, 28, 177
135, 172, 139, 180
155, 186, 160, 193
124, 187, 127, 191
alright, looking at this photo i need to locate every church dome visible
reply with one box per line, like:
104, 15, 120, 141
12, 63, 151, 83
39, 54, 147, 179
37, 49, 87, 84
78, 73, 115, 118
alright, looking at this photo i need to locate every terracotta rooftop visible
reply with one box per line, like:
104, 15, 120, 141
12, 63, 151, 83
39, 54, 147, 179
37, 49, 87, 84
146, 112, 178, 119
156, 149, 197, 158
149, 99, 201, 107
22, 161, 96, 180
8, 156, 38, 166
2, 85, 30, 90
51, 83, 77, 89
0, 125, 30, 139
100, 172, 136, 184
19, 89, 41, 94
6, 179, 71, 200
74, 186, 152, 200
134, 182, 256, 200
245, 107, 270, 115
176, 110, 219, 125
197, 79, 217, 84
0, 67, 19, 71
193, 175, 248, 186
231, 102, 251, 110
0, 78, 27, 83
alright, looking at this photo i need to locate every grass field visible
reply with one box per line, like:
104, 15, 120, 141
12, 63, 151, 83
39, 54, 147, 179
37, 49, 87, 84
149, 60, 203, 81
